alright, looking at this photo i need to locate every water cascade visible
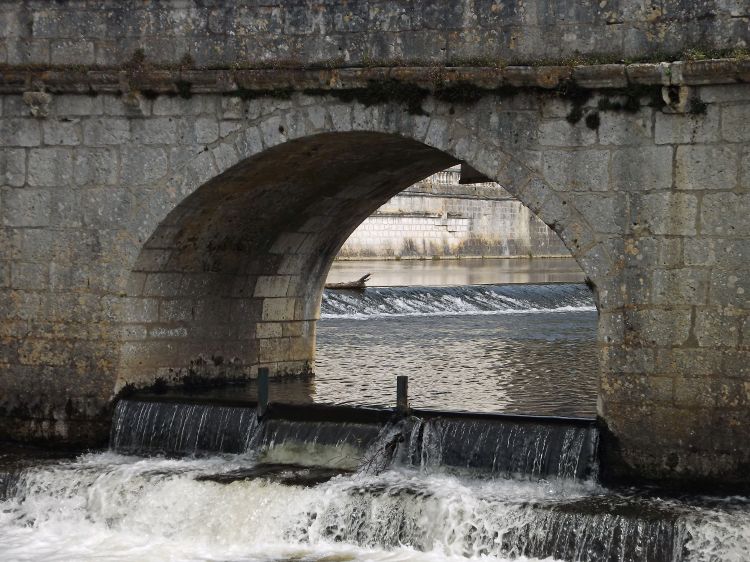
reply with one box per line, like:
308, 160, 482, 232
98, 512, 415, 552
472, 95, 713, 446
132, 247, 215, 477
320, 283, 595, 318
2, 398, 750, 560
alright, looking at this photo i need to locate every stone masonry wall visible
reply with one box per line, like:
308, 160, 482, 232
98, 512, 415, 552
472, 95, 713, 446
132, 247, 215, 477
0, 0, 747, 67
0, 77, 748, 491
338, 170, 569, 258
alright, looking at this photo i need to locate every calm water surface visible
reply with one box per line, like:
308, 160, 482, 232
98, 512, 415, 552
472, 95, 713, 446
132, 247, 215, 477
315, 309, 597, 416
326, 257, 585, 286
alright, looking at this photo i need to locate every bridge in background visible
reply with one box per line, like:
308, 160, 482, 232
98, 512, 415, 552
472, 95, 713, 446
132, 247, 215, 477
0, 1, 749, 490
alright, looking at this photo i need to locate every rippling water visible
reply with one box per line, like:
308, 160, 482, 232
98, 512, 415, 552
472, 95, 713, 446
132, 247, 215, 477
315, 284, 598, 416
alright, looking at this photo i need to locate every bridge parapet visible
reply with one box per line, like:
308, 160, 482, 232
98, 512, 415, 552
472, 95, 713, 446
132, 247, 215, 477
0, 0, 748, 68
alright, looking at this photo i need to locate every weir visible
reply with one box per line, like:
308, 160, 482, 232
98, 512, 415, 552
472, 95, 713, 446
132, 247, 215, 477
3, 398, 748, 561
109, 398, 599, 480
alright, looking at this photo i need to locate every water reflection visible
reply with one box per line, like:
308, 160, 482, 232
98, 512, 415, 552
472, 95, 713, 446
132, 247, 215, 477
314, 310, 598, 417
326, 257, 584, 286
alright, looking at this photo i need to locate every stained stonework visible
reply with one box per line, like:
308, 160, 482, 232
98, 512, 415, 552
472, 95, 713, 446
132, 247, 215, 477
0, 1, 748, 489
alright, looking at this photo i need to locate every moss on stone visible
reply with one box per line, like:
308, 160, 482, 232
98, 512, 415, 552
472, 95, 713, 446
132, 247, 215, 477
174, 80, 193, 99
688, 97, 708, 115
306, 80, 430, 115
585, 111, 601, 130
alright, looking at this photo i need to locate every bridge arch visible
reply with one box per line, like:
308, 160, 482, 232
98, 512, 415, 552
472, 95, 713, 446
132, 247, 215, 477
115, 96, 611, 391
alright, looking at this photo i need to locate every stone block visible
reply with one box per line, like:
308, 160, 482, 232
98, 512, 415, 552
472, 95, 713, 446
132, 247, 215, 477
675, 145, 738, 191
673, 376, 716, 407
211, 143, 239, 172
27, 148, 73, 187
134, 249, 172, 272
572, 193, 626, 235
143, 273, 183, 297
131, 118, 178, 145
0, 118, 41, 147
254, 275, 291, 298
685, 238, 750, 268
603, 345, 658, 374
74, 148, 118, 186
42, 119, 82, 146
611, 146, 673, 191
698, 84, 750, 103
120, 147, 168, 185
622, 236, 682, 268
601, 373, 673, 404
50, 39, 95, 65
709, 270, 750, 308
80, 188, 135, 227
652, 268, 708, 305
657, 348, 723, 377
194, 118, 219, 144
722, 103, 750, 142
713, 378, 750, 408
598, 111, 653, 145
701, 193, 750, 236
537, 117, 598, 148
633, 192, 697, 236
219, 121, 241, 138
741, 146, 750, 192
541, 149, 609, 191
259, 337, 292, 363
49, 190, 83, 228
83, 118, 130, 145
10, 262, 48, 291
261, 297, 296, 321
623, 308, 692, 347
194, 298, 234, 324
269, 232, 307, 255
1, 188, 51, 227
0, 149, 26, 187
152, 96, 215, 117
598, 311, 624, 344
234, 126, 264, 160
721, 350, 750, 382
256, 322, 283, 339
158, 300, 193, 323
121, 325, 148, 341
120, 298, 160, 324
654, 106, 720, 145
694, 308, 740, 348
53, 96, 104, 117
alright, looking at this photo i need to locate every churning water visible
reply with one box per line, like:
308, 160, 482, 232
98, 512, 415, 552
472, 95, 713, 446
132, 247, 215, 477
2, 400, 750, 562
2, 280, 750, 561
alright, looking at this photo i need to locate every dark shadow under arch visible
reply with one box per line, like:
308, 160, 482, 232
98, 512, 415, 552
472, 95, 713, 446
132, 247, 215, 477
118, 132, 459, 389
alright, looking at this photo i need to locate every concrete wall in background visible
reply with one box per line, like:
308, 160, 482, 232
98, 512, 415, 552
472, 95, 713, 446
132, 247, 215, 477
338, 168, 568, 259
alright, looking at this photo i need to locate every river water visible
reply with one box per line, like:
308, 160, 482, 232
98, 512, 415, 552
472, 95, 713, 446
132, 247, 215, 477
1, 259, 749, 561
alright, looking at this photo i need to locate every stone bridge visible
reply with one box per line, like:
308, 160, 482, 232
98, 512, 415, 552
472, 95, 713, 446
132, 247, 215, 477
0, 1, 749, 489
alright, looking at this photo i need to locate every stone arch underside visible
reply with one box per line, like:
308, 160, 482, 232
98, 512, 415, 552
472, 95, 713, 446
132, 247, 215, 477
117, 124, 600, 391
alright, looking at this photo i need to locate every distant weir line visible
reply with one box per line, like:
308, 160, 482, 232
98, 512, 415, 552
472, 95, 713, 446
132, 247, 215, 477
320, 282, 596, 319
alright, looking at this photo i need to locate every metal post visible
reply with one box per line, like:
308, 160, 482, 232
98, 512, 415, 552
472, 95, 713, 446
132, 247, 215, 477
257, 367, 269, 418
396, 375, 409, 416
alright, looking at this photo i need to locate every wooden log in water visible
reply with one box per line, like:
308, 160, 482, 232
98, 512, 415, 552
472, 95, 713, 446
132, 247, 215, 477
324, 273, 371, 291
